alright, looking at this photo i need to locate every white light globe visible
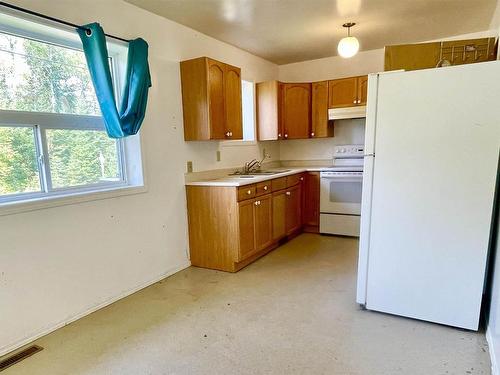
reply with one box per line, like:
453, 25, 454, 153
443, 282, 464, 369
337, 36, 360, 58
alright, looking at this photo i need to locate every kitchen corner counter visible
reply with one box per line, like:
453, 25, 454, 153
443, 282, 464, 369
185, 166, 330, 187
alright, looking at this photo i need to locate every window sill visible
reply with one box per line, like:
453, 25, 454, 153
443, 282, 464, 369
220, 140, 257, 147
0, 184, 147, 217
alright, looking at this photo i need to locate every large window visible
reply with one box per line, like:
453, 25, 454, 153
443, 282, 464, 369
0, 12, 141, 205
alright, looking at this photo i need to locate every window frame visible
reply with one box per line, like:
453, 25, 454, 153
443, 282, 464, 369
220, 79, 257, 147
0, 9, 145, 210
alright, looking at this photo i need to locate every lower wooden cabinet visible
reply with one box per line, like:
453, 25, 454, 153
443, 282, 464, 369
272, 190, 286, 241
303, 172, 320, 232
254, 194, 273, 252
238, 199, 256, 261
285, 184, 302, 235
186, 173, 306, 272
238, 194, 273, 261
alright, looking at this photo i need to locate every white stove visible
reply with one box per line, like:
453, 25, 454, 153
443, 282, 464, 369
319, 145, 364, 237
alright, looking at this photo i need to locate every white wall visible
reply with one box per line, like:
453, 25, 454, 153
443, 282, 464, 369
279, 119, 365, 161
278, 48, 384, 83
0, 0, 279, 356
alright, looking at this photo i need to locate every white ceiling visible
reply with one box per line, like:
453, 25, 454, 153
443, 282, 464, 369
126, 0, 498, 65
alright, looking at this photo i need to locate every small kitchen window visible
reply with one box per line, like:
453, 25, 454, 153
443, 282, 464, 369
221, 79, 255, 146
241, 80, 256, 142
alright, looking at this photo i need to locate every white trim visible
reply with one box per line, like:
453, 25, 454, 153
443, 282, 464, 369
219, 140, 258, 147
0, 110, 104, 130
0, 260, 191, 357
487, 328, 499, 375
0, 184, 147, 216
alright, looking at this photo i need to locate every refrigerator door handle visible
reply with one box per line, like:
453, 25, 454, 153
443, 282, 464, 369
364, 153, 375, 157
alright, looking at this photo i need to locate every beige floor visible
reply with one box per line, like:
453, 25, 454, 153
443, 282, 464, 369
3, 234, 491, 375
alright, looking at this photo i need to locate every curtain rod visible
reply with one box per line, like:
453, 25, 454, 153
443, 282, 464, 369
0, 1, 131, 43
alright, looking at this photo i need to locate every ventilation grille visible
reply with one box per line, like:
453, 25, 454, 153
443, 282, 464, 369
0, 345, 43, 372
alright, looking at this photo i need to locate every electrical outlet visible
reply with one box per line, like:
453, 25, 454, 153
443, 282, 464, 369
187, 161, 193, 173
216, 150, 221, 162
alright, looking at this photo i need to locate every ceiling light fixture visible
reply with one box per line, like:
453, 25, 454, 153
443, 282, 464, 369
338, 22, 359, 58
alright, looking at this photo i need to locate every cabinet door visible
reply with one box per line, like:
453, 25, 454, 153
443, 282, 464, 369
328, 77, 357, 108
254, 194, 273, 251
207, 59, 226, 139
311, 81, 332, 138
238, 199, 255, 261
357, 75, 368, 106
303, 172, 320, 228
256, 81, 279, 141
278, 82, 285, 140
283, 83, 310, 139
272, 190, 286, 241
285, 184, 302, 235
224, 64, 243, 140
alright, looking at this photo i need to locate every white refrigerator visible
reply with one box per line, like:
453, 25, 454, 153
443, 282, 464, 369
356, 61, 500, 330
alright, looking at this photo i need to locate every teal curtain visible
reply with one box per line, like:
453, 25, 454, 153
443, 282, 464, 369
77, 23, 151, 138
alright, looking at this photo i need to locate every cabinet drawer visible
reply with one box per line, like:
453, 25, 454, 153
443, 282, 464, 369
286, 174, 303, 188
272, 177, 287, 191
256, 181, 271, 196
238, 185, 256, 201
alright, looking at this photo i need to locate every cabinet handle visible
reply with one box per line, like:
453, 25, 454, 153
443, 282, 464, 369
353, 99, 357, 104
286, 191, 291, 196
247, 190, 252, 195
225, 131, 231, 137
284, 133, 288, 138
229, 131, 233, 136
254, 201, 259, 206
311, 132, 315, 137
278, 133, 282, 138
300, 177, 304, 181
263, 186, 268, 191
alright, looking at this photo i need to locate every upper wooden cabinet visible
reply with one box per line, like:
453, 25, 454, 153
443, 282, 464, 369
180, 57, 243, 141
357, 75, 368, 106
256, 81, 311, 141
384, 37, 497, 72
256, 74, 368, 141
256, 80, 280, 141
282, 83, 311, 140
224, 64, 243, 139
311, 81, 333, 138
328, 75, 367, 108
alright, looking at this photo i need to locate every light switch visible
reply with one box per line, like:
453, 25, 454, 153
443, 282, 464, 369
187, 161, 193, 173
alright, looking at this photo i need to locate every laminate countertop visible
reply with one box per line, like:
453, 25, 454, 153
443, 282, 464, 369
185, 167, 333, 187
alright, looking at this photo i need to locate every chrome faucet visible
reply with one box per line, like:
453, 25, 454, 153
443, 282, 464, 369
234, 150, 271, 175
243, 159, 260, 174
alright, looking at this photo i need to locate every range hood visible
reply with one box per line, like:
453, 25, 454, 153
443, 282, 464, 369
328, 106, 366, 120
